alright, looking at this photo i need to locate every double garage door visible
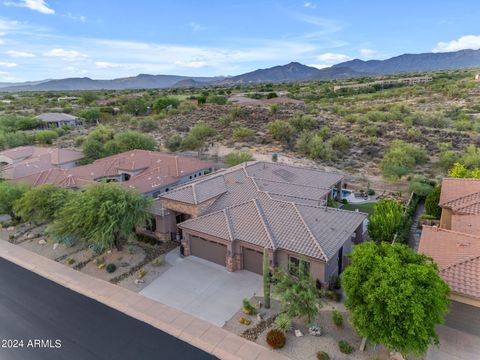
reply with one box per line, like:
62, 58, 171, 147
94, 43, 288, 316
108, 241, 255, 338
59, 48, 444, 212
190, 236, 226, 266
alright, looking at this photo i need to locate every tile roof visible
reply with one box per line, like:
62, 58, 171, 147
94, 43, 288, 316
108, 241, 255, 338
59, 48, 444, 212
0, 146, 84, 166
12, 149, 214, 194
419, 226, 480, 300
439, 178, 480, 206
36, 113, 78, 123
174, 161, 365, 262
442, 191, 480, 215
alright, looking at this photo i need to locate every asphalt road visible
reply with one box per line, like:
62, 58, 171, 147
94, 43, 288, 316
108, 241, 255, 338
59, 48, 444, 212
0, 257, 217, 360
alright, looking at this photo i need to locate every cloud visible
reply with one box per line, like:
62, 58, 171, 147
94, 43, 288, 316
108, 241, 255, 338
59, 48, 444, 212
6, 49, 35, 57
66, 12, 87, 22
317, 52, 351, 63
174, 60, 208, 68
189, 22, 205, 32
0, 19, 20, 31
4, 0, 55, 15
307, 63, 330, 69
0, 61, 17, 67
360, 48, 377, 57
304, 2, 316, 9
433, 35, 480, 52
43, 48, 88, 60
95, 61, 124, 69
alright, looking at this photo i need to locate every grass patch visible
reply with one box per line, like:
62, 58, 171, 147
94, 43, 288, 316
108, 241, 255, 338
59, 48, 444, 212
341, 202, 376, 215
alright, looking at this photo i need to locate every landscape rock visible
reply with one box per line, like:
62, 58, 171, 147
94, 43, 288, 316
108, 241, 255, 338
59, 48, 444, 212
38, 239, 47, 245
134, 279, 144, 285
6, 226, 14, 231
53, 243, 59, 250
308, 325, 322, 336
294, 329, 303, 337
256, 313, 263, 321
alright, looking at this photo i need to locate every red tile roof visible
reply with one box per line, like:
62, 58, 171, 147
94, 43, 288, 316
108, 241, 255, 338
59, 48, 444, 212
439, 178, 480, 206
419, 226, 480, 300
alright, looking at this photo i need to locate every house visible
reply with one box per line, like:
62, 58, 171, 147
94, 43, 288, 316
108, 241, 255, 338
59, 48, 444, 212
36, 113, 80, 128
419, 178, 480, 335
14, 150, 214, 197
0, 146, 84, 180
150, 161, 367, 285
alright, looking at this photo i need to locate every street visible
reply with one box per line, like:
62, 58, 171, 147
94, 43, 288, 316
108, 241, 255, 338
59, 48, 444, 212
0, 257, 217, 360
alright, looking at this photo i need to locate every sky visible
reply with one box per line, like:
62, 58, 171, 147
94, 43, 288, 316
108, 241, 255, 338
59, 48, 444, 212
0, 0, 480, 82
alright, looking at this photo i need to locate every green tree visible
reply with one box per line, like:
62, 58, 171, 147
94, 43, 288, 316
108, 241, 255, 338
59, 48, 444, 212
380, 140, 427, 181
153, 97, 180, 112
273, 261, 319, 323
0, 182, 29, 217
78, 108, 101, 126
124, 98, 148, 116
368, 199, 404, 243
49, 183, 152, 251
263, 248, 271, 309
224, 152, 255, 167
14, 184, 74, 223
448, 163, 480, 178
408, 176, 435, 197
342, 242, 450, 357
425, 186, 442, 219
267, 120, 295, 145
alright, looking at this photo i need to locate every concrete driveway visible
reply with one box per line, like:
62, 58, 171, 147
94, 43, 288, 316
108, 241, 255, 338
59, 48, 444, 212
140, 250, 262, 327
426, 325, 480, 360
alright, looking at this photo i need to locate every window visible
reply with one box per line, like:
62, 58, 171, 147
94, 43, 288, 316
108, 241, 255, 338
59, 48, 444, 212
288, 256, 310, 276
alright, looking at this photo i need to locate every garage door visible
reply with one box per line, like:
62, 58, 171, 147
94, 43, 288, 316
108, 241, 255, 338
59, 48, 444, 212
190, 236, 226, 266
445, 301, 480, 336
243, 248, 263, 275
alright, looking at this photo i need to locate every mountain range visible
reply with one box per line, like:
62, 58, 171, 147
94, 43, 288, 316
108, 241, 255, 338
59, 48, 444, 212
2, 48, 480, 92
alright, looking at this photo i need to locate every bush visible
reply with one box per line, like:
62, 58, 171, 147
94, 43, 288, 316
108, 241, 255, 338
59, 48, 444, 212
165, 134, 183, 152
153, 97, 180, 112
267, 120, 295, 144
425, 186, 442, 219
138, 118, 158, 132
367, 188, 375, 196
238, 317, 251, 325
242, 298, 257, 315
35, 130, 58, 144
338, 340, 354, 354
232, 127, 255, 141
189, 122, 216, 140
275, 313, 292, 333
326, 290, 342, 302
266, 329, 286, 349
106, 263, 117, 273
224, 152, 255, 167
332, 310, 343, 327
316, 351, 330, 360
381, 140, 427, 180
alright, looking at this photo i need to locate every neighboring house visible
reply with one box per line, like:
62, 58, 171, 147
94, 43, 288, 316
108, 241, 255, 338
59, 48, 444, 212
36, 113, 80, 128
150, 161, 367, 286
15, 150, 214, 197
419, 178, 480, 335
0, 146, 84, 180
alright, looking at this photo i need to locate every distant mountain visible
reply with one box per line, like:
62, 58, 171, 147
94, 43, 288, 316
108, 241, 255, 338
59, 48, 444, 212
331, 49, 480, 75
218, 62, 321, 84
0, 79, 51, 89
2, 48, 480, 92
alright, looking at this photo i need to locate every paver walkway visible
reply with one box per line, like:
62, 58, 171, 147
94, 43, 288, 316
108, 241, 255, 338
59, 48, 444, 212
0, 241, 289, 360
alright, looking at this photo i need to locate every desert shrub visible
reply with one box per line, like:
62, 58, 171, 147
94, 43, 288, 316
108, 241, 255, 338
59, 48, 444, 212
124, 98, 148, 116
329, 133, 350, 153
106, 263, 117, 273
274, 313, 292, 333
181, 134, 202, 150
266, 329, 286, 349
189, 122, 216, 140
35, 130, 58, 144
338, 340, 354, 354
224, 152, 255, 167
218, 114, 233, 127
316, 351, 330, 360
238, 317, 251, 325
232, 127, 255, 141
309, 134, 334, 160
408, 176, 435, 197
460, 144, 480, 169
332, 310, 343, 327
153, 97, 180, 112
138, 117, 158, 132
78, 108, 101, 125
103, 131, 157, 156
289, 113, 316, 132
242, 298, 257, 315
206, 95, 227, 105
267, 120, 295, 144
165, 134, 183, 152
381, 140, 427, 180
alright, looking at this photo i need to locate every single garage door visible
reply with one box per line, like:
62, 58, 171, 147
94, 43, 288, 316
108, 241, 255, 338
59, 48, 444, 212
445, 301, 480, 336
190, 236, 227, 266
243, 248, 263, 274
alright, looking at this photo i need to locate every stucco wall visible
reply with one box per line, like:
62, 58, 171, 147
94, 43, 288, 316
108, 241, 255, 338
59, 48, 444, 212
275, 250, 326, 283
440, 208, 452, 230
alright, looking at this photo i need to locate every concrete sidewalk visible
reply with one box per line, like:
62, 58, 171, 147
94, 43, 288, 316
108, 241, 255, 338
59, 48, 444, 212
0, 241, 289, 360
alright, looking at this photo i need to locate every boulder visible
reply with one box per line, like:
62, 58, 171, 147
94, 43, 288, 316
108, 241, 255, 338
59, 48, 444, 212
53, 243, 59, 250
294, 329, 303, 337
6, 226, 14, 231
134, 279, 144, 285
38, 239, 47, 245
256, 313, 263, 321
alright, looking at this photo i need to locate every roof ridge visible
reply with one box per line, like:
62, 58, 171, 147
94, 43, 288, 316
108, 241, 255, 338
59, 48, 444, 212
441, 190, 480, 208
252, 199, 277, 250
192, 182, 198, 204
223, 209, 234, 241
441, 254, 480, 272
422, 225, 480, 240
251, 175, 332, 190
291, 202, 328, 261
250, 160, 345, 177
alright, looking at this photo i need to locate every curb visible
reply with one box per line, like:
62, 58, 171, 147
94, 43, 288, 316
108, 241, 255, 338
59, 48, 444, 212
0, 241, 289, 360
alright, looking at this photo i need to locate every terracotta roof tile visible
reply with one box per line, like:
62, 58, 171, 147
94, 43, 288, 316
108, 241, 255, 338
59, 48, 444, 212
439, 178, 480, 205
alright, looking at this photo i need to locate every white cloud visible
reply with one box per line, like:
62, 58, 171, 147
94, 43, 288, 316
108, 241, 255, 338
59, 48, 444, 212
0, 39, 4, 45
43, 48, 88, 60
360, 48, 377, 57
304, 2, 316, 9
308, 63, 330, 69
189, 22, 205, 32
95, 61, 124, 69
0, 19, 20, 31
4, 0, 55, 15
0, 61, 17, 67
6, 49, 35, 57
65, 12, 87, 22
174, 60, 208, 68
433, 35, 480, 52
316, 52, 351, 63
